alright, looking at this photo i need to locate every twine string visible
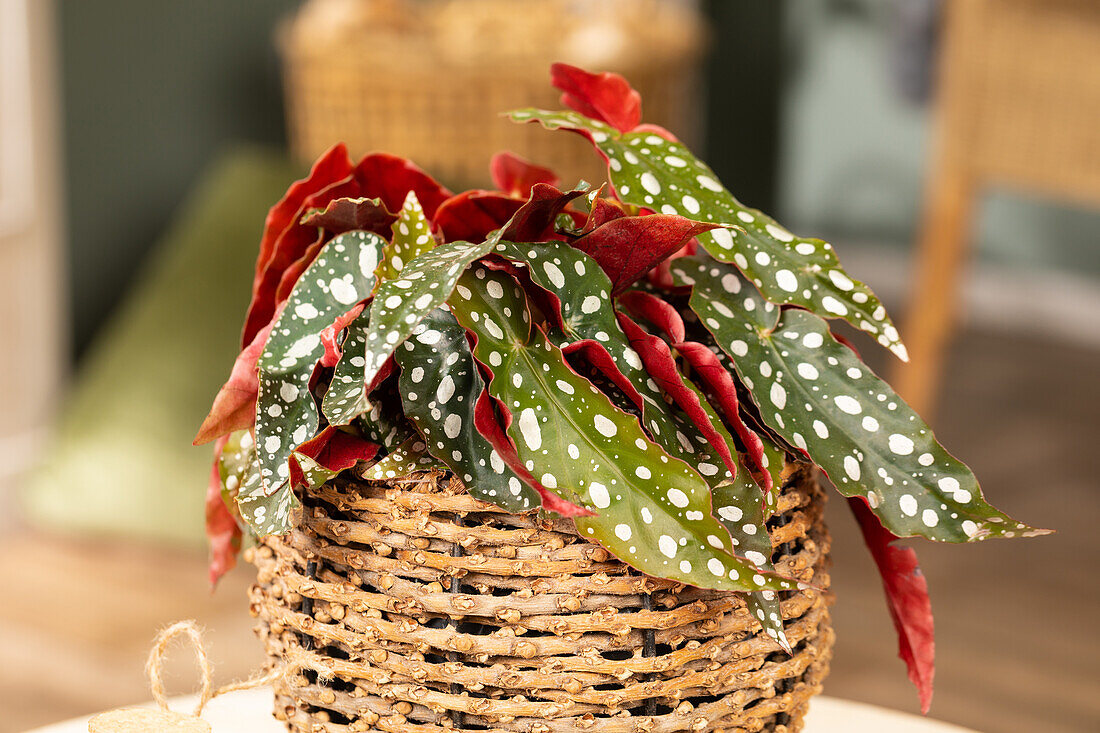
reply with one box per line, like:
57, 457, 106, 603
145, 620, 286, 718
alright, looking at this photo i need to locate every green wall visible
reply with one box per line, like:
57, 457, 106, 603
58, 0, 299, 354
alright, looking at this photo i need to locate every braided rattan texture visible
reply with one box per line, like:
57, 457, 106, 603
941, 0, 1100, 205
247, 462, 833, 732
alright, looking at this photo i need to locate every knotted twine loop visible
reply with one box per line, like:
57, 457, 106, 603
145, 620, 286, 718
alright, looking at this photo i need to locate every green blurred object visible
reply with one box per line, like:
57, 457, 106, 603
22, 149, 300, 545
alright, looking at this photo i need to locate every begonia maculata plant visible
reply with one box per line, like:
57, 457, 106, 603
198, 63, 1046, 713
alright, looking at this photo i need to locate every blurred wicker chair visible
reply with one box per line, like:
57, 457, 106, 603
895, 0, 1100, 415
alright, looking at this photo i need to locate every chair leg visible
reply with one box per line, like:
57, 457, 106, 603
892, 166, 976, 419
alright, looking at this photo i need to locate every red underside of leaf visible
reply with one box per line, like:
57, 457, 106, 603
243, 176, 360, 345
433, 191, 523, 244
252, 144, 353, 292
648, 240, 697, 289
320, 303, 367, 368
849, 497, 936, 714
490, 152, 560, 198
550, 63, 641, 134
618, 291, 769, 488
353, 153, 452, 220
675, 341, 771, 492
473, 389, 591, 517
206, 435, 242, 588
242, 151, 449, 347
579, 197, 626, 235
300, 197, 397, 238
500, 183, 587, 243
290, 426, 380, 489
194, 316, 278, 445
561, 339, 645, 414
616, 312, 738, 478
572, 215, 717, 295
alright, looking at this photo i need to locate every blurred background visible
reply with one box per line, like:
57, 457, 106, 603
1, 0, 1097, 731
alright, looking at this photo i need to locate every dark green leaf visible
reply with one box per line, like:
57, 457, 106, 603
395, 307, 540, 512
361, 434, 442, 480
448, 266, 803, 593
324, 238, 500, 426
255, 230, 384, 490
509, 109, 906, 359
672, 257, 1046, 543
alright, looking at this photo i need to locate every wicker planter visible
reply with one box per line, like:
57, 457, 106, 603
247, 460, 833, 732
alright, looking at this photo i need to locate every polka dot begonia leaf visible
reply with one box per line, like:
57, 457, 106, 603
447, 266, 805, 593
671, 257, 1048, 543
360, 433, 442, 481
234, 430, 301, 536
373, 191, 437, 287
395, 307, 540, 513
712, 454, 791, 651
490, 241, 734, 482
255, 230, 385, 493
508, 108, 907, 361
216, 429, 254, 517
323, 238, 501, 427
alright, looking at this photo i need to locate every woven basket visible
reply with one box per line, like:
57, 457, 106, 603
246, 458, 833, 732
278, 0, 707, 188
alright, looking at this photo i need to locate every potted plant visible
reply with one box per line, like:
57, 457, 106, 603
198, 64, 1043, 732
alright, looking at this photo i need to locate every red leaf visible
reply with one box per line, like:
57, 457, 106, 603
500, 183, 587, 243
353, 152, 452, 220
433, 191, 523, 243
561, 339, 645, 414
300, 196, 397, 238
473, 389, 592, 517
618, 291, 770, 490
616, 312, 738, 477
579, 196, 626, 235
242, 175, 360, 346
296, 426, 380, 474
849, 497, 936, 714
320, 303, 367, 368
252, 144, 354, 291
647, 239, 697, 289
617, 290, 686, 343
676, 341, 771, 491
194, 316, 277, 445
551, 63, 642, 134
206, 435, 242, 588
490, 152, 560, 198
572, 215, 718, 294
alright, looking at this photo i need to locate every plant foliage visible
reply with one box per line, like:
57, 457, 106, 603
197, 62, 1047, 712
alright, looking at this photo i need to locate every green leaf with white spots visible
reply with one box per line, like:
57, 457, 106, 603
360, 434, 442, 480
447, 266, 803, 593
292, 452, 335, 490
235, 436, 300, 536
491, 241, 725, 476
672, 256, 1046, 543
325, 239, 500, 426
395, 307, 539, 512
509, 108, 906, 359
712, 460, 789, 650
217, 429, 255, 515
375, 191, 436, 285
255, 230, 385, 490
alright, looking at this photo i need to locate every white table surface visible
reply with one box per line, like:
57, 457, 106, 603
29, 690, 981, 732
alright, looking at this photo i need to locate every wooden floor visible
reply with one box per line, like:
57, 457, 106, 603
2, 328, 1097, 733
